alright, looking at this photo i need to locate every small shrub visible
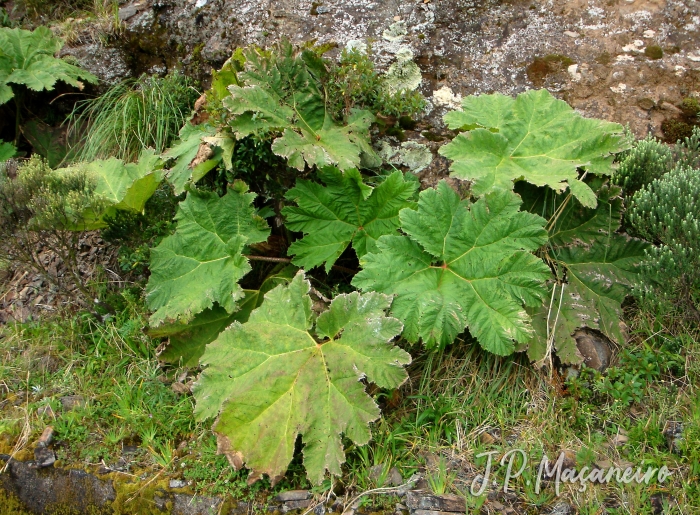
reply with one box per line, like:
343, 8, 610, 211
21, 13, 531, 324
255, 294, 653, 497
614, 134, 673, 197
644, 45, 663, 60
661, 118, 694, 143
68, 72, 199, 162
326, 48, 425, 120
628, 165, 700, 317
674, 125, 700, 170
0, 156, 106, 303
679, 97, 700, 119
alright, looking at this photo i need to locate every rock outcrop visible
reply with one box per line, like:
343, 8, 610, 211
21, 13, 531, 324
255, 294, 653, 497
58, 0, 700, 138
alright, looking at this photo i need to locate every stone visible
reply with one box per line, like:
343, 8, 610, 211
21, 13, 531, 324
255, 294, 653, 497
637, 98, 656, 111
169, 479, 187, 489
118, 5, 139, 22
282, 500, 313, 511
32, 446, 56, 468
60, 395, 86, 411
35, 426, 54, 449
567, 64, 581, 81
574, 329, 613, 372
611, 433, 629, 446
369, 464, 386, 482
549, 502, 574, 515
156, 492, 223, 514
36, 405, 54, 417
405, 491, 466, 513
388, 466, 403, 486
663, 421, 684, 454
0, 458, 116, 513
595, 460, 612, 470
171, 382, 191, 395
122, 444, 139, 455
650, 493, 675, 515
275, 490, 311, 502
46, 0, 700, 140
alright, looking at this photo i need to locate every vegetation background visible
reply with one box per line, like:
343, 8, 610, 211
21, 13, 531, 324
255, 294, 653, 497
0, 1, 699, 514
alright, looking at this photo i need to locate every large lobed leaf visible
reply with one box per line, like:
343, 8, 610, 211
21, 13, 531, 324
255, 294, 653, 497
0, 26, 97, 104
438, 89, 627, 208
193, 272, 411, 485
223, 42, 379, 171
146, 182, 270, 326
283, 167, 417, 272
353, 181, 550, 354
520, 181, 650, 364
21, 119, 69, 168
150, 266, 297, 367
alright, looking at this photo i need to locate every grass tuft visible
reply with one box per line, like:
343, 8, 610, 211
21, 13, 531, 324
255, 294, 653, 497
67, 73, 199, 163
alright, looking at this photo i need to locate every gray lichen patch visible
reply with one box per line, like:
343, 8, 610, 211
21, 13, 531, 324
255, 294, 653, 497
377, 140, 433, 173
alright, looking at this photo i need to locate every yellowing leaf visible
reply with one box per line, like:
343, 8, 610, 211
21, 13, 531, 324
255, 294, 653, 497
193, 272, 411, 484
519, 180, 650, 365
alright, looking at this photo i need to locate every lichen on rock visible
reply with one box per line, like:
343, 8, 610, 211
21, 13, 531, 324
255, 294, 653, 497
384, 47, 422, 94
377, 140, 433, 173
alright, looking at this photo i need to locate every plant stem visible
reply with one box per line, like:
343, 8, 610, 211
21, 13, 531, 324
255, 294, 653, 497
13, 92, 22, 147
244, 255, 291, 263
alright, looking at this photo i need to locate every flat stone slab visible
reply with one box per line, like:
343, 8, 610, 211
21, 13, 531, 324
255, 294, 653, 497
405, 491, 466, 513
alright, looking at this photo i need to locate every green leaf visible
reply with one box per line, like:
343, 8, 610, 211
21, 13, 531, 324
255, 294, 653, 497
0, 26, 97, 103
527, 237, 649, 364
193, 272, 411, 484
203, 132, 235, 171
223, 42, 378, 171
270, 109, 378, 171
210, 57, 241, 103
353, 181, 550, 354
521, 181, 650, 365
53, 150, 164, 230
91, 149, 164, 212
438, 89, 627, 207
21, 119, 68, 168
150, 265, 297, 367
0, 140, 16, 162
145, 183, 270, 326
283, 168, 417, 272
517, 179, 624, 247
226, 85, 296, 137
162, 123, 219, 195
